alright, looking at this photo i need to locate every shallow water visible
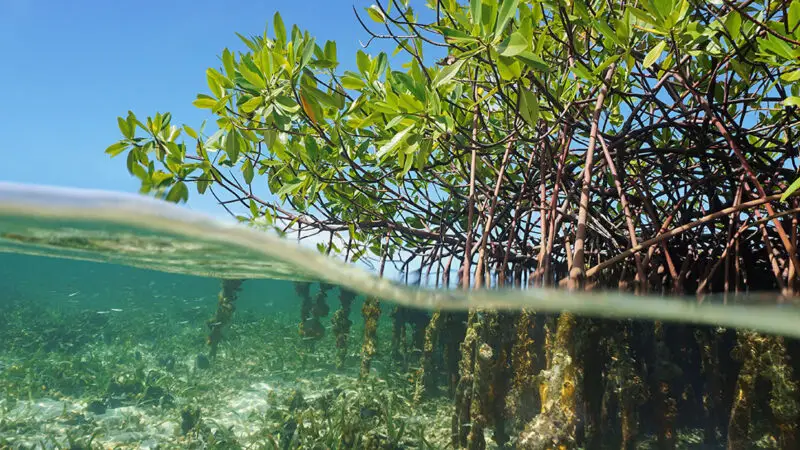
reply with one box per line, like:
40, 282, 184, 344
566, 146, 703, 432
2, 182, 800, 336
1, 182, 799, 448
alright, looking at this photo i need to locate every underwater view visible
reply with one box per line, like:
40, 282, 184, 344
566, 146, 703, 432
0, 252, 456, 449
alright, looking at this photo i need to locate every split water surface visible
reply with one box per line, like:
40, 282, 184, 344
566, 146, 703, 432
2, 183, 799, 449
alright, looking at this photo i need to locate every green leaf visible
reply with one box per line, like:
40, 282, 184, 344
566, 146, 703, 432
241, 96, 262, 113
206, 71, 222, 98
342, 75, 366, 90
498, 31, 527, 57
304, 135, 320, 161
274, 12, 286, 45
207, 67, 234, 89
515, 51, 550, 71
222, 49, 236, 79
377, 124, 414, 159
165, 181, 189, 203
324, 40, 337, 63
652, 0, 673, 23
724, 12, 742, 41
183, 125, 198, 139
117, 117, 133, 139
225, 130, 240, 164
497, 55, 522, 80
642, 40, 667, 69
193, 95, 217, 109
401, 149, 414, 175
593, 19, 624, 47
275, 95, 300, 113
356, 50, 370, 76
470, 0, 482, 25
782, 175, 800, 202
243, 158, 254, 184
196, 172, 210, 194
434, 26, 479, 44
373, 52, 388, 78
384, 114, 406, 131
238, 58, 266, 90
126, 149, 136, 173
760, 34, 797, 60
276, 178, 303, 197
494, 0, 520, 35
790, 1, 800, 31
249, 199, 259, 217
301, 79, 340, 109
366, 5, 385, 23
433, 58, 466, 88
518, 89, 539, 126
672, 0, 690, 23
781, 70, 800, 82
572, 62, 596, 82
300, 37, 316, 68
105, 141, 129, 157
151, 171, 173, 186
236, 32, 259, 52
628, 7, 656, 27
784, 96, 800, 107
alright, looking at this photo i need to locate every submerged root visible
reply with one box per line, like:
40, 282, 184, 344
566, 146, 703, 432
466, 342, 494, 450
359, 296, 381, 379
332, 288, 356, 370
206, 279, 244, 359
728, 331, 799, 449
414, 309, 442, 402
519, 312, 579, 450
507, 310, 539, 427
454, 309, 481, 447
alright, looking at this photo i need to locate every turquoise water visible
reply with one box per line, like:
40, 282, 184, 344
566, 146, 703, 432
2, 183, 800, 448
1, 253, 428, 448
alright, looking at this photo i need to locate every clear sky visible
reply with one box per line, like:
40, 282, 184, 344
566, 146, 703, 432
0, 0, 401, 219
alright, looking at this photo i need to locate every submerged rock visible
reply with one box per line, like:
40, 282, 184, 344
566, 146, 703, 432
157, 355, 176, 371
180, 406, 202, 435
86, 399, 107, 415
107, 375, 143, 397
195, 354, 211, 370
359, 407, 379, 419
141, 385, 174, 408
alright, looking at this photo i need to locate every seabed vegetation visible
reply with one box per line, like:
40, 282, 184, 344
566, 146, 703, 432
1, 265, 799, 449
0, 277, 455, 449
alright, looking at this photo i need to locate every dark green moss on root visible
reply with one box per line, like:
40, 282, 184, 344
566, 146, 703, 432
359, 297, 381, 380
332, 288, 356, 370
207, 279, 244, 359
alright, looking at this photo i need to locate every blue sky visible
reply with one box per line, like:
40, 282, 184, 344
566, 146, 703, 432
0, 0, 404, 219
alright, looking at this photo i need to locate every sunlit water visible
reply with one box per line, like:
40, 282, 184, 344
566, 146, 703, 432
1, 182, 799, 448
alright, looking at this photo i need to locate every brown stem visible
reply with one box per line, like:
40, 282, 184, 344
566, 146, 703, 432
475, 139, 515, 288
463, 97, 480, 290
598, 136, 646, 293
675, 72, 800, 291
562, 192, 799, 285
569, 64, 616, 290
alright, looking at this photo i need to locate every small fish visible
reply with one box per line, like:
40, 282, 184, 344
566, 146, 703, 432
178, 321, 189, 325
68, 292, 80, 297
110, 308, 123, 312
96, 311, 110, 315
